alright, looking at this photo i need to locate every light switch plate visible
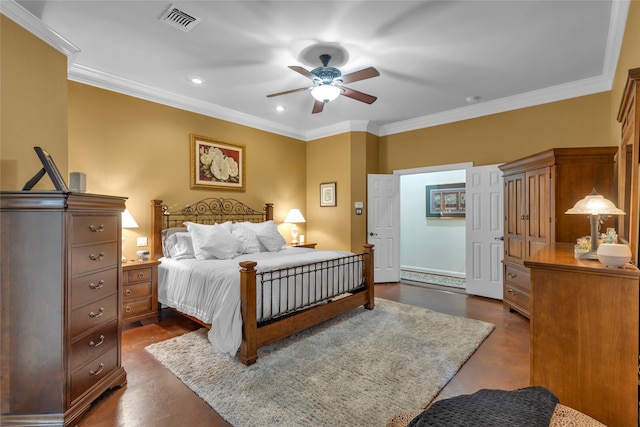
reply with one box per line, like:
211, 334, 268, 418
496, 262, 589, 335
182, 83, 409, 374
137, 237, 148, 247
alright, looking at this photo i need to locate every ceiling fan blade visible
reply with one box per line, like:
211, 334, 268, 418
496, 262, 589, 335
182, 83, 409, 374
289, 65, 316, 80
341, 67, 380, 84
341, 87, 377, 104
312, 100, 325, 114
266, 87, 309, 98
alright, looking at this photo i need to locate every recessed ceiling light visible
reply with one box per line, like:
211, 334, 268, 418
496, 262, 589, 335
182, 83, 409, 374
466, 95, 481, 104
189, 75, 205, 85
275, 105, 286, 112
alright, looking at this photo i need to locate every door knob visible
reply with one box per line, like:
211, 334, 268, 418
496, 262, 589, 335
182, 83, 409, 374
495, 236, 504, 241
369, 232, 378, 236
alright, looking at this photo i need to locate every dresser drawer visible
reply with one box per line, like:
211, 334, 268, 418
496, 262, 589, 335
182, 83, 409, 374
504, 282, 530, 314
123, 297, 152, 319
71, 268, 118, 308
505, 264, 530, 292
70, 345, 119, 403
72, 215, 118, 244
125, 267, 152, 284
123, 281, 152, 300
70, 320, 118, 371
72, 242, 118, 275
70, 294, 118, 337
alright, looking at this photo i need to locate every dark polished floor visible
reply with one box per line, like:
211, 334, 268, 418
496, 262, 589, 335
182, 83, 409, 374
78, 283, 530, 426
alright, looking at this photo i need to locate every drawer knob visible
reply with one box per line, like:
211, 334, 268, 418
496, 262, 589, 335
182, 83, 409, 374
137, 272, 145, 278
125, 306, 132, 313
89, 224, 105, 232
89, 363, 105, 376
507, 288, 516, 295
89, 307, 105, 318
89, 252, 105, 261
89, 279, 105, 290
125, 289, 132, 296
506, 273, 517, 279
89, 335, 105, 347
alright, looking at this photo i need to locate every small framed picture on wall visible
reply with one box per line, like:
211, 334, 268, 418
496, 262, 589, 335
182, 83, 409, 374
320, 182, 337, 207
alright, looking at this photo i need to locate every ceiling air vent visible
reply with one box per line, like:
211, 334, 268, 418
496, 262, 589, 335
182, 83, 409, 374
160, 4, 201, 32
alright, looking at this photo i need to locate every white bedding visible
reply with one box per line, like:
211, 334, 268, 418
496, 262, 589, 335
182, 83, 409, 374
158, 247, 362, 358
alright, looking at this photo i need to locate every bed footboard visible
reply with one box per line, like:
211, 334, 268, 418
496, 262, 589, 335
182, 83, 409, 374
239, 244, 374, 366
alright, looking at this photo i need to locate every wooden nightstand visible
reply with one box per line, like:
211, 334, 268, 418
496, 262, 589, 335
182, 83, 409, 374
290, 243, 317, 249
122, 259, 160, 325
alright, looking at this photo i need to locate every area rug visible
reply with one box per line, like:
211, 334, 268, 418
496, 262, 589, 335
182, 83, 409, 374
145, 298, 494, 426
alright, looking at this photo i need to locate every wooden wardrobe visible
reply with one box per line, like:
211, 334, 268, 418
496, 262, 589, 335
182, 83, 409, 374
617, 67, 640, 264
499, 147, 618, 318
1, 192, 127, 426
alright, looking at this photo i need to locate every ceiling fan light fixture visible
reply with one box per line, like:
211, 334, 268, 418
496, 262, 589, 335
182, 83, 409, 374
311, 85, 341, 103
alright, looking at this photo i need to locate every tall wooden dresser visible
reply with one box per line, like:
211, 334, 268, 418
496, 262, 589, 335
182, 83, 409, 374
1, 192, 127, 426
498, 147, 617, 318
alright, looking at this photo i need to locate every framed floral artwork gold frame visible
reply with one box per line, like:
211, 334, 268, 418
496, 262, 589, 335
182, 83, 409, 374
190, 134, 245, 191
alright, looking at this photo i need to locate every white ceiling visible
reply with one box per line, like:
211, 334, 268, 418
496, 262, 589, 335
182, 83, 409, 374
5, 0, 629, 141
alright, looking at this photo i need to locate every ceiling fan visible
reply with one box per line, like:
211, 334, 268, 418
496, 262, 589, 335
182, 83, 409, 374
267, 54, 380, 114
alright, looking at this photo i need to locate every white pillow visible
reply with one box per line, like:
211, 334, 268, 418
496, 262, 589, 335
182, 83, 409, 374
185, 222, 242, 259
232, 223, 261, 254
242, 220, 286, 252
165, 232, 195, 260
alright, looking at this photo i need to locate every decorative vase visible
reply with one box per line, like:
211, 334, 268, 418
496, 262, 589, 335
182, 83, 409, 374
596, 243, 632, 267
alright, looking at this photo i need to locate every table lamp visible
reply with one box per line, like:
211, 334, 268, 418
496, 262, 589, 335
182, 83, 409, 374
122, 208, 139, 262
284, 208, 306, 244
565, 188, 625, 259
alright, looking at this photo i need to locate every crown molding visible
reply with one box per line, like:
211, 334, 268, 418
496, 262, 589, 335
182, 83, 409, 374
305, 120, 381, 141
1, 0, 80, 59
68, 64, 307, 141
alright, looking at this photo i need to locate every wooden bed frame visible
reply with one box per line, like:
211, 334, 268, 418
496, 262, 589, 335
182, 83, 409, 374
150, 198, 374, 365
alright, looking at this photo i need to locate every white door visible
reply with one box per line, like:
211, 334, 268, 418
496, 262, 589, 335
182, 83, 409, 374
465, 164, 504, 299
367, 174, 400, 283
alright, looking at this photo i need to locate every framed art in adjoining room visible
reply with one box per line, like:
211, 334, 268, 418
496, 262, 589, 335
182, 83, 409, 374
426, 183, 465, 217
190, 134, 245, 191
320, 182, 337, 207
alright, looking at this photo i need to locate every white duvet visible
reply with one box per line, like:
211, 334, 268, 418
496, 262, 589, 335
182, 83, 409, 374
158, 247, 360, 358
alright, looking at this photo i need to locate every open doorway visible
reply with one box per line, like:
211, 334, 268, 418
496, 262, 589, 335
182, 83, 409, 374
398, 164, 470, 291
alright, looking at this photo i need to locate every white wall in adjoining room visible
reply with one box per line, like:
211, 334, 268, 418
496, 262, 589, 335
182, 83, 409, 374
400, 169, 466, 278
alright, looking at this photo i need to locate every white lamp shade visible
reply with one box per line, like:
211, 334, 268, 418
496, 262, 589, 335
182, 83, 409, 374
122, 209, 139, 228
284, 209, 306, 224
565, 189, 625, 216
311, 85, 341, 103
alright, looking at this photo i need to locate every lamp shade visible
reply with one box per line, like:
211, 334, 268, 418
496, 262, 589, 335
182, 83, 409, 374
311, 85, 341, 103
122, 209, 139, 228
565, 189, 625, 216
284, 208, 306, 224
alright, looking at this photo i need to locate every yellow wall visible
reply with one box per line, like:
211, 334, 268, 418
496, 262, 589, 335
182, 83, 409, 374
0, 16, 68, 190
68, 83, 307, 260
379, 92, 612, 173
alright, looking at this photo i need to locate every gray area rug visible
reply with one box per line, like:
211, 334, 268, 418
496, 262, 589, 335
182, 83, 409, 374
145, 298, 494, 426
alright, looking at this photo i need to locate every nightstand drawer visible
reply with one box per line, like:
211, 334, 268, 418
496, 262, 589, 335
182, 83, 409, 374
70, 294, 118, 337
70, 320, 118, 371
73, 215, 118, 244
72, 242, 118, 275
71, 268, 118, 308
123, 298, 152, 319
125, 267, 152, 283
70, 345, 119, 403
123, 281, 152, 300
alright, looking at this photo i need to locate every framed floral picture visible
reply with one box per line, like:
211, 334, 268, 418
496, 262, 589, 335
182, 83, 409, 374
320, 182, 337, 207
190, 134, 245, 191
426, 183, 465, 217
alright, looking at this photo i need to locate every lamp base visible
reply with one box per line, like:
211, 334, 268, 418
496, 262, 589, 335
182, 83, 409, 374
578, 251, 599, 260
